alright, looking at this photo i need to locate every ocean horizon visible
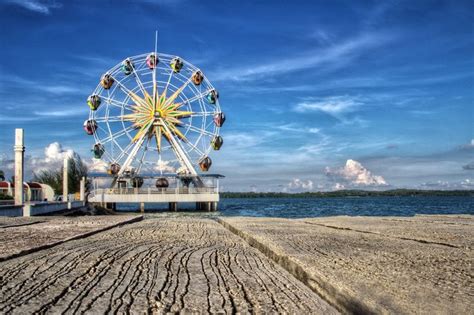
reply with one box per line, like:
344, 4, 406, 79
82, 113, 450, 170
115, 195, 474, 218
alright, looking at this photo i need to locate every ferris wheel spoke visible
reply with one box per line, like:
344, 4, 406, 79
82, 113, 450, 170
190, 111, 215, 117
111, 76, 152, 111
205, 119, 216, 130
162, 66, 174, 98
183, 140, 205, 157
95, 115, 123, 123
180, 122, 215, 137
101, 125, 135, 144
131, 66, 150, 99
136, 136, 152, 174
163, 77, 193, 109
160, 118, 197, 175
114, 140, 137, 163
118, 123, 153, 176
101, 96, 134, 110
176, 88, 213, 107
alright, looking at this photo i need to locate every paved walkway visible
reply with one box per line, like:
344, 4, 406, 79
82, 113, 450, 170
220, 215, 474, 314
0, 217, 336, 314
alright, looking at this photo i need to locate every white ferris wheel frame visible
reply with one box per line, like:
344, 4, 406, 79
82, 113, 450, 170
88, 51, 222, 177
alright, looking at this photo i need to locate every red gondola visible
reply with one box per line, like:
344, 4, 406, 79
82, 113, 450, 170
213, 112, 226, 127
146, 53, 158, 69
83, 119, 97, 135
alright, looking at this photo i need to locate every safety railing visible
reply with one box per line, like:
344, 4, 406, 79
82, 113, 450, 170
90, 187, 218, 196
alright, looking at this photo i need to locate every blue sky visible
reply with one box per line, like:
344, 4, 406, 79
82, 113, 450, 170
0, 0, 473, 191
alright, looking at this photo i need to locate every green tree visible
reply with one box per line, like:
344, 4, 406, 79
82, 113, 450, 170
0, 170, 4, 181
33, 155, 88, 195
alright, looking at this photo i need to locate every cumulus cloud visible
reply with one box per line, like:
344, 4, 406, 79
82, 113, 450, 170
87, 158, 108, 173
155, 160, 176, 173
459, 139, 474, 150
325, 159, 388, 188
333, 183, 346, 190
0, 142, 82, 180
287, 178, 314, 192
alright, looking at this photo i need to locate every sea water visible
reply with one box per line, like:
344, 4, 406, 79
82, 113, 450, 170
116, 196, 474, 218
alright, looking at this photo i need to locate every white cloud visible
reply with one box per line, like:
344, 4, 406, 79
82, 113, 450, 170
155, 159, 176, 173
87, 158, 108, 173
287, 178, 314, 192
326, 159, 388, 187
5, 0, 61, 14
460, 139, 474, 150
294, 96, 361, 116
419, 179, 474, 190
40, 85, 82, 94
1, 142, 81, 180
275, 124, 321, 134
30, 142, 75, 172
333, 183, 346, 190
212, 32, 392, 82
33, 107, 88, 117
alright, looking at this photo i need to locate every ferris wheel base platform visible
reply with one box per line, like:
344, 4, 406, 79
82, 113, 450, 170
88, 188, 220, 211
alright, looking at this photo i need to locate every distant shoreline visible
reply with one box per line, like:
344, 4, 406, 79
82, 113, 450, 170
221, 189, 474, 198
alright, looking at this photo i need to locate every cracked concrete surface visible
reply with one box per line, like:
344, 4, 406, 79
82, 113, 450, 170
220, 215, 474, 314
0, 215, 142, 261
0, 217, 336, 314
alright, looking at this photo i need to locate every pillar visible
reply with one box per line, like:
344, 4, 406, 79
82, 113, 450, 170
14, 129, 24, 206
80, 177, 85, 201
63, 158, 69, 202
169, 202, 177, 212
140, 202, 145, 213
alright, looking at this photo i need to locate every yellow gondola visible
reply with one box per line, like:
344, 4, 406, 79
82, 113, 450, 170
170, 57, 183, 73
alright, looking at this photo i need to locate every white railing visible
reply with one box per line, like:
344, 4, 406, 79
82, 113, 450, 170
90, 186, 218, 196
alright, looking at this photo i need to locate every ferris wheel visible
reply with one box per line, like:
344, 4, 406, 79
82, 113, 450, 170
83, 48, 225, 180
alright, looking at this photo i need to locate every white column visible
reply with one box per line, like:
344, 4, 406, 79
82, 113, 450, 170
80, 177, 85, 201
14, 129, 24, 206
63, 158, 69, 202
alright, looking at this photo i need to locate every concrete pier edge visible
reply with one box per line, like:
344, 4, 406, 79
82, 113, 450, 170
0, 215, 143, 263
217, 218, 379, 315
